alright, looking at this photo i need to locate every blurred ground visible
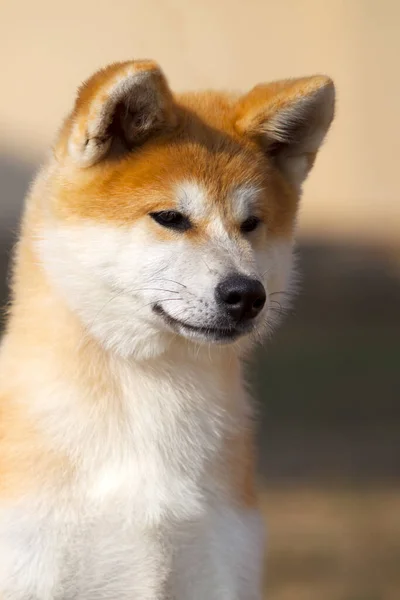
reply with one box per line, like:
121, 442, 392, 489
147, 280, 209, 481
261, 486, 400, 600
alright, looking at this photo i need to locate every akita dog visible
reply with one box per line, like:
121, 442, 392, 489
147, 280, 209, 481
0, 60, 334, 599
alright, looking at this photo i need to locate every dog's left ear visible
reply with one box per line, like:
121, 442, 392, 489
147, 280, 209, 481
235, 76, 335, 190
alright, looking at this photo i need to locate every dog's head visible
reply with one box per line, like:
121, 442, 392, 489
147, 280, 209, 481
37, 60, 334, 358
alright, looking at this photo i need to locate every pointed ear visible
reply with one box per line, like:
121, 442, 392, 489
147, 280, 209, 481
235, 76, 335, 189
56, 60, 177, 167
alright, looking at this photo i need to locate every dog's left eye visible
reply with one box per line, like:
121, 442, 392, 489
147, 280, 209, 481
240, 216, 261, 233
150, 211, 191, 232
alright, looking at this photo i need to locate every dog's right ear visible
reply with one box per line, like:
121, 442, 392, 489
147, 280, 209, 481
55, 60, 177, 167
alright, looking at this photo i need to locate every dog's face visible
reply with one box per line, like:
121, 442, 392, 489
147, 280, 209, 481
38, 61, 334, 358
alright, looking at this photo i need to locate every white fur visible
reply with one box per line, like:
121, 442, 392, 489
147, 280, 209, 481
176, 180, 208, 220
177, 181, 261, 222
231, 184, 261, 221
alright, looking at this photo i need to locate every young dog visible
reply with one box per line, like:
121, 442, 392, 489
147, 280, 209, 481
0, 60, 334, 599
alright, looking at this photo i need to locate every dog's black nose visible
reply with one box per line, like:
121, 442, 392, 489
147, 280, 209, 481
215, 275, 266, 322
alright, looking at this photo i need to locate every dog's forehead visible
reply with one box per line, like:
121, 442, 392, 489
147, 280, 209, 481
176, 181, 262, 221
133, 138, 268, 219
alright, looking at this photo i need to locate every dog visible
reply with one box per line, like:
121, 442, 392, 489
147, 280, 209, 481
0, 60, 334, 599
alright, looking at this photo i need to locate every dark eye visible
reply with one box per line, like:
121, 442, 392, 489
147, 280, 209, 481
150, 211, 191, 232
240, 216, 261, 234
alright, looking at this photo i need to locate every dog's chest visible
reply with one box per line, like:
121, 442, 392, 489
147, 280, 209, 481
1, 358, 249, 598
67, 483, 266, 600
60, 491, 180, 600
0, 463, 217, 600
58, 422, 228, 597
55, 487, 261, 600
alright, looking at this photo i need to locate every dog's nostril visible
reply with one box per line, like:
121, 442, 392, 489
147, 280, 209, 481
225, 291, 242, 305
253, 297, 264, 309
215, 275, 266, 323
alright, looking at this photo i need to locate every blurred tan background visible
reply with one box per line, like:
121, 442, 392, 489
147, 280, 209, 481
1, 1, 400, 599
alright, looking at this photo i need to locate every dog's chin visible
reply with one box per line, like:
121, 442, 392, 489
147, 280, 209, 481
153, 304, 253, 344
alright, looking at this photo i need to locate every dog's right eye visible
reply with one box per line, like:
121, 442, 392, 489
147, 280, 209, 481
150, 211, 192, 232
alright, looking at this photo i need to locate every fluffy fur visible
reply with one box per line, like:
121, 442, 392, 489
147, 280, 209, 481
0, 60, 334, 599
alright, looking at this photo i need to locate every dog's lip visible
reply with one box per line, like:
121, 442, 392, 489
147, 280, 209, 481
153, 303, 246, 339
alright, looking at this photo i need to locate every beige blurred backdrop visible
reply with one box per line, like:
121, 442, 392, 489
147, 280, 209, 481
1, 3, 400, 600
1, 0, 400, 243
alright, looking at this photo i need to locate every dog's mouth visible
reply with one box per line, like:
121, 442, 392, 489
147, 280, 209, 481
153, 304, 250, 342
